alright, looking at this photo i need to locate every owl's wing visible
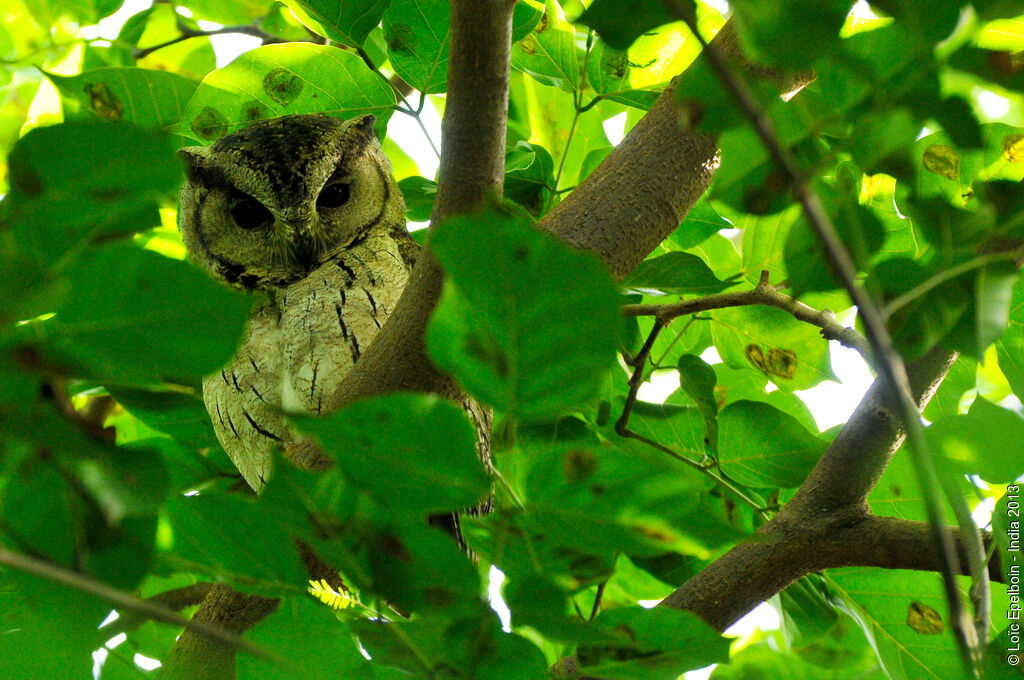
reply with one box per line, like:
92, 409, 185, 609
203, 305, 288, 492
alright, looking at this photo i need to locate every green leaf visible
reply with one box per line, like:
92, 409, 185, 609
868, 448, 961, 524
296, 392, 489, 514
511, 0, 581, 91
43, 243, 250, 386
108, 386, 219, 451
775, 575, 839, 648
2, 121, 181, 265
48, 67, 198, 129
710, 305, 837, 391
284, 0, 391, 47
621, 252, 731, 295
870, 0, 963, 44
676, 354, 719, 455
996, 277, 1024, 399
0, 570, 109, 679
922, 355, 975, 422
504, 141, 556, 216
732, 0, 849, 70
926, 397, 1024, 484
579, 606, 731, 680
669, 196, 729, 249
382, 0, 449, 94
164, 493, 307, 594
578, 0, 680, 50
718, 400, 826, 488
829, 568, 1008, 680
240, 597, 373, 680
397, 175, 437, 222
586, 40, 662, 110
428, 207, 619, 420
354, 610, 547, 679
0, 456, 78, 564
522, 440, 719, 558
974, 262, 1018, 355
179, 43, 395, 142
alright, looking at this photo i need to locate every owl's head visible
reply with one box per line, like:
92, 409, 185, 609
178, 114, 405, 290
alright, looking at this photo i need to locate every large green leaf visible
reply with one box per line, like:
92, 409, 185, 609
511, 0, 580, 92
240, 597, 373, 679
621, 251, 731, 295
586, 39, 662, 110
295, 393, 489, 515
578, 606, 731, 680
284, 0, 391, 47
427, 207, 619, 420
179, 43, 395, 142
829, 568, 1009, 680
48, 67, 198, 129
0, 570, 109, 679
731, 0, 849, 69
996, 277, 1024, 399
578, 0, 678, 50
382, 0, 450, 93
926, 397, 1024, 484
718, 400, 826, 488
164, 493, 307, 594
42, 243, 249, 386
710, 304, 837, 392
1, 121, 181, 266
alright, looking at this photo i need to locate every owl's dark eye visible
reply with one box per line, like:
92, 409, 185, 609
317, 182, 351, 209
230, 198, 272, 230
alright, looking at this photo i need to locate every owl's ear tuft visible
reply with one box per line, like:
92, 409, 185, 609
179, 147, 214, 183
348, 114, 377, 142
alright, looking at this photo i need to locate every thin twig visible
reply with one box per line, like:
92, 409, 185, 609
0, 548, 286, 666
623, 270, 874, 365
883, 251, 1020, 319
661, 0, 982, 668
614, 321, 768, 514
133, 24, 286, 59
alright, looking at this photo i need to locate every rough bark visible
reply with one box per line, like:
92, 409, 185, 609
161, 584, 279, 680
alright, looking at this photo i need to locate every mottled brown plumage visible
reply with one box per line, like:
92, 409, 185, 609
178, 114, 415, 491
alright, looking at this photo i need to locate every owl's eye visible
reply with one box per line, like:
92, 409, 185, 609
317, 182, 351, 209
231, 198, 272, 230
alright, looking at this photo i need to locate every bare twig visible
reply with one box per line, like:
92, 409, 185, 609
623, 270, 873, 364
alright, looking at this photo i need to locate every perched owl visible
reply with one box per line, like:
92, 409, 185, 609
178, 114, 417, 492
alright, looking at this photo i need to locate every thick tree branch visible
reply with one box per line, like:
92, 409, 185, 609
327, 0, 516, 408
659, 346, 956, 630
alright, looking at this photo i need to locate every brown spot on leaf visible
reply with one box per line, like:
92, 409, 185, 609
387, 23, 416, 54
922, 144, 960, 180
84, 82, 124, 120
563, 448, 598, 481
192, 106, 228, 141
745, 344, 767, 372
1002, 134, 1024, 163
263, 68, 303, 106
241, 100, 269, 122
907, 601, 944, 634
766, 348, 797, 380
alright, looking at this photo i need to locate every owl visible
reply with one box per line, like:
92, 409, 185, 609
178, 114, 417, 492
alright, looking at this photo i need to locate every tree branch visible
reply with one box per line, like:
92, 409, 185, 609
622, 270, 873, 363
327, 0, 516, 409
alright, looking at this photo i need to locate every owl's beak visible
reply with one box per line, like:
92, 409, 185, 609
279, 210, 320, 270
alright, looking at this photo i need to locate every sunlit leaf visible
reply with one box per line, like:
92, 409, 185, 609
383, 0, 449, 93
428, 207, 619, 420
179, 43, 395, 142
295, 393, 490, 514
718, 400, 826, 488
